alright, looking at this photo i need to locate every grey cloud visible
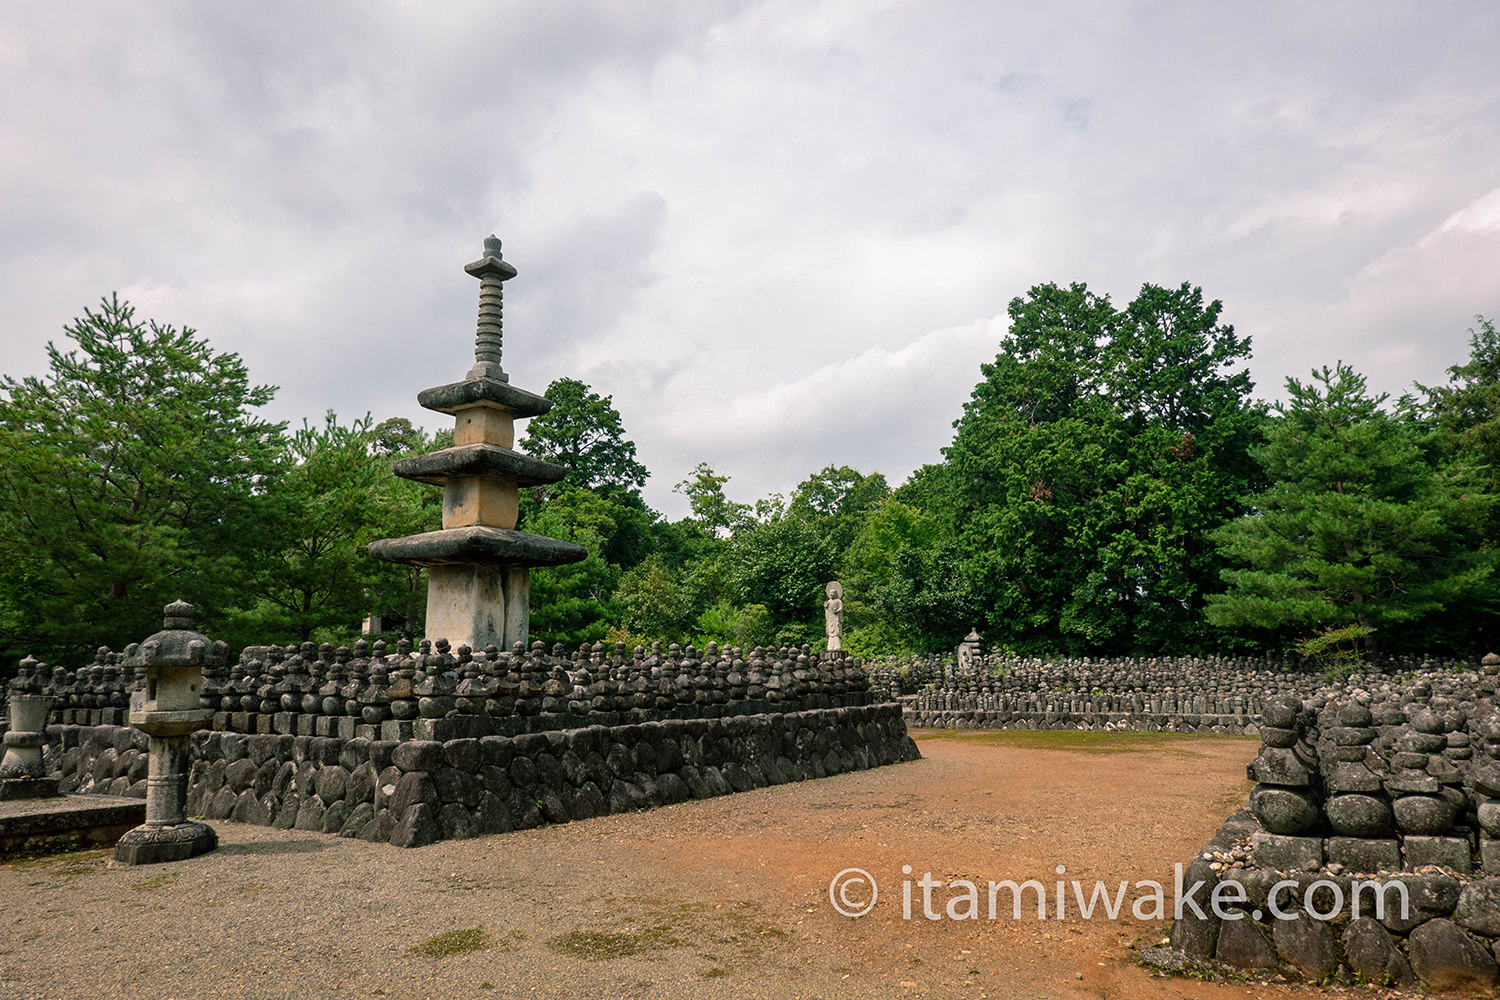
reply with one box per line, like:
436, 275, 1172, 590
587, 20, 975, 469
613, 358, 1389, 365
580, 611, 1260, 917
3, 1, 1497, 519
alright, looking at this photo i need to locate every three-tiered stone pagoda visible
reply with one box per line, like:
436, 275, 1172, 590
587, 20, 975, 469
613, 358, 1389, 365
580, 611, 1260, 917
369, 236, 585, 650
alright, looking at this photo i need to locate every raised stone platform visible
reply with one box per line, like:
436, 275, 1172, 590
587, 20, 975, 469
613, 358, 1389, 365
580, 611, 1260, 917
0, 776, 60, 800
0, 794, 145, 856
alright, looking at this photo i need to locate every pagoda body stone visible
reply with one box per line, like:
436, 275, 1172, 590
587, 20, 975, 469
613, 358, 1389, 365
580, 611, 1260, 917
369, 237, 585, 651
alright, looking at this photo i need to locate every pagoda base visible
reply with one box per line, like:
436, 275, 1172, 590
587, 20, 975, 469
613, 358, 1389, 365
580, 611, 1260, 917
427, 563, 532, 652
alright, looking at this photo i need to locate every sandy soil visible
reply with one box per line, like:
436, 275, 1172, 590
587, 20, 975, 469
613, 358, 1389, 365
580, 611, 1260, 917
0, 728, 1364, 1000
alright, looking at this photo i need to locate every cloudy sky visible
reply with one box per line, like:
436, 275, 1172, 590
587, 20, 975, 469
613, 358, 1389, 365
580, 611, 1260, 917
4, 1, 1498, 517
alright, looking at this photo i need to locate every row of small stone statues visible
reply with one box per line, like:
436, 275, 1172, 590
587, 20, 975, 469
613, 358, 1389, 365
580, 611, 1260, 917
865, 649, 1486, 705
11, 636, 874, 727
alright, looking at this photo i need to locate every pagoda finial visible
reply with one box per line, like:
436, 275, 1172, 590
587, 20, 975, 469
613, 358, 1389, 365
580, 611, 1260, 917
463, 234, 518, 383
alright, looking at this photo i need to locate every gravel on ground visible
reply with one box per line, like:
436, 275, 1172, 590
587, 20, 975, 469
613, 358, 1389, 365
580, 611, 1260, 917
0, 729, 1339, 1000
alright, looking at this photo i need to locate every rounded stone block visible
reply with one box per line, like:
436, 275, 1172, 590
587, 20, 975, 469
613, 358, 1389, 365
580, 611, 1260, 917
1393, 793, 1453, 835
1215, 917, 1277, 971
1477, 800, 1500, 837
436, 801, 475, 840
293, 795, 325, 832
388, 771, 439, 817
1454, 879, 1500, 938
1250, 784, 1319, 835
391, 740, 445, 773
1259, 726, 1298, 748
1340, 917, 1413, 987
1272, 915, 1336, 982
313, 765, 348, 803
1325, 793, 1392, 837
389, 803, 438, 848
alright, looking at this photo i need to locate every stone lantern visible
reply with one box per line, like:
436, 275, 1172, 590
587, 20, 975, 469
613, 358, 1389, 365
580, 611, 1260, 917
114, 600, 225, 865
956, 629, 982, 671
0, 655, 59, 800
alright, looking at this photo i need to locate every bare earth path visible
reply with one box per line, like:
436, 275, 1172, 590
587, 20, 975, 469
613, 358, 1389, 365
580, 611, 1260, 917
0, 729, 1319, 1000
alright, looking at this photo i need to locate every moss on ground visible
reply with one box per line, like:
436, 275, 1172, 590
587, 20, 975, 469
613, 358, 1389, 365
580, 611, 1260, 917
911, 728, 1254, 755
546, 923, 680, 960
412, 926, 495, 958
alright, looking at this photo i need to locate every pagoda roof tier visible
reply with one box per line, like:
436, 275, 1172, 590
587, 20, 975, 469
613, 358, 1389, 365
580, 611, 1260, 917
392, 443, 567, 487
369, 525, 586, 568
417, 377, 553, 418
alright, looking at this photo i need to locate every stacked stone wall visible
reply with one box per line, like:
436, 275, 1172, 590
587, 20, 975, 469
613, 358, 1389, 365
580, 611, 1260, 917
1153, 652, 1500, 990
41, 704, 917, 848
6, 636, 914, 849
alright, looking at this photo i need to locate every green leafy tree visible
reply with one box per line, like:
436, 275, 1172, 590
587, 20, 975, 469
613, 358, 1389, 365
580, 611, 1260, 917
234, 412, 437, 644
526, 486, 625, 647
519, 377, 657, 571
1413, 316, 1500, 485
614, 553, 695, 640
838, 494, 957, 654
674, 462, 749, 538
1206, 362, 1495, 650
520, 378, 648, 499
0, 295, 285, 662
788, 464, 890, 559
693, 599, 774, 651
939, 280, 1259, 654
1405, 318, 1500, 648
725, 496, 836, 631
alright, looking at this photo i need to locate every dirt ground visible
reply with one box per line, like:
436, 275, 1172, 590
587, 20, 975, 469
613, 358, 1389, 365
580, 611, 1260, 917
0, 728, 1373, 1000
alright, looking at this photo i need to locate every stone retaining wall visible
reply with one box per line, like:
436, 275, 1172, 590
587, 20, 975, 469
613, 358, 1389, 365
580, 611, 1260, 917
43, 704, 919, 848
1156, 809, 1500, 991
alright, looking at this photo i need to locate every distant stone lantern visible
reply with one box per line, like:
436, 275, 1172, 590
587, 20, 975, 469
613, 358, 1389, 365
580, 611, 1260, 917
956, 629, 982, 671
114, 600, 225, 865
0, 655, 59, 799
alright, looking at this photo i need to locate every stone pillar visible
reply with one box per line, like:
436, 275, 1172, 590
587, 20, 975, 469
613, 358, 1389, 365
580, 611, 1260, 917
956, 629, 982, 672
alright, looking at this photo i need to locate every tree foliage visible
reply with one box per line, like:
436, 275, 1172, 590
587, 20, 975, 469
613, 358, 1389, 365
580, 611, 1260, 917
937, 281, 1260, 654
520, 378, 647, 499
4, 292, 1494, 664
234, 412, 438, 645
673, 462, 749, 538
0, 295, 285, 660
1206, 362, 1495, 648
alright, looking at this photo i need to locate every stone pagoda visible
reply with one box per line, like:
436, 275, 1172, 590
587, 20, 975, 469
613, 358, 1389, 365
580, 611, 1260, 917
369, 236, 585, 651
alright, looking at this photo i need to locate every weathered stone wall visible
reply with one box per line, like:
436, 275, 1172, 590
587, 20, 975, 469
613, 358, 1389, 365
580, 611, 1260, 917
43, 704, 918, 848
1153, 652, 1500, 990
